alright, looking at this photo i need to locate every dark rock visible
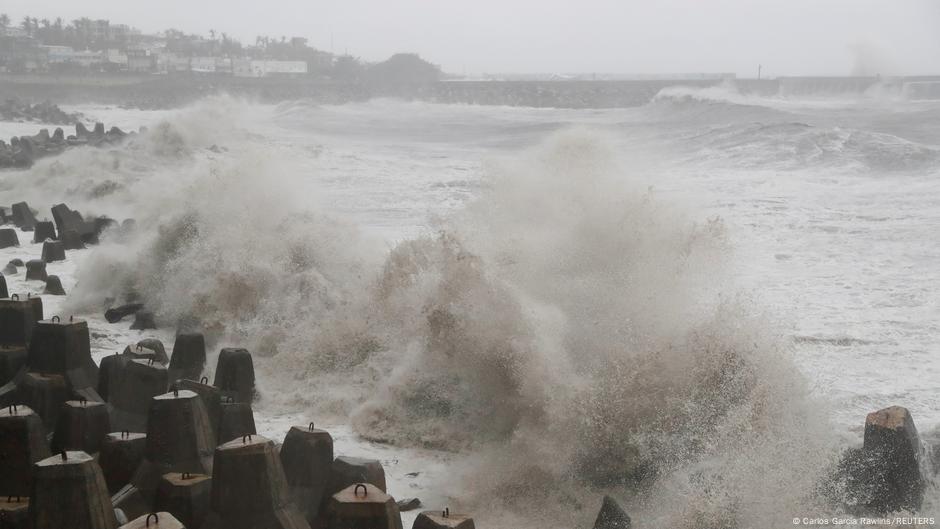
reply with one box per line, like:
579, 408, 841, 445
44, 275, 66, 295
0, 273, 7, 298
10, 258, 23, 267
593, 495, 631, 529
2, 262, 16, 275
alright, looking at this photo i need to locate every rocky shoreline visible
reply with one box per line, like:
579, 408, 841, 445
1, 121, 135, 168
0, 98, 83, 125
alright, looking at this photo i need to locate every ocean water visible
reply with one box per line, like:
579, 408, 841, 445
0, 86, 937, 527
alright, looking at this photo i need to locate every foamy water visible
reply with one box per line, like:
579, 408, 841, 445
0, 88, 937, 527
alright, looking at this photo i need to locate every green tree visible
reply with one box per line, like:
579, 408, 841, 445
0, 14, 10, 29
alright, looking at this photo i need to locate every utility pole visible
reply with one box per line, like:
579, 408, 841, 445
758, 64, 762, 80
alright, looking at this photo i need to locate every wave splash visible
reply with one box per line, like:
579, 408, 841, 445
45, 101, 848, 527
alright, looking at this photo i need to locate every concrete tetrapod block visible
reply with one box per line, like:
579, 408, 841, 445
171, 378, 222, 446
168, 333, 205, 385
137, 339, 169, 365
105, 304, 144, 324
0, 228, 19, 249
32, 221, 56, 244
862, 406, 926, 512
109, 360, 169, 432
51, 399, 112, 454
592, 496, 631, 529
413, 509, 476, 529
218, 400, 256, 445
328, 456, 387, 496
0, 295, 41, 346
30, 450, 119, 529
61, 229, 86, 250
40, 241, 65, 263
10, 202, 37, 231
202, 435, 310, 529
99, 432, 148, 494
0, 405, 51, 496
24, 260, 47, 282
51, 203, 91, 239
99, 353, 133, 402
155, 472, 211, 529
27, 316, 100, 397
112, 484, 151, 524
44, 275, 66, 296
280, 423, 334, 525
130, 311, 157, 331
325, 483, 402, 529
213, 348, 255, 403
16, 371, 69, 430
0, 495, 30, 529
0, 345, 27, 385
131, 390, 214, 501
122, 343, 169, 365
119, 512, 185, 529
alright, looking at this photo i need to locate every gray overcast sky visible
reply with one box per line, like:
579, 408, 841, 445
3, 0, 939, 76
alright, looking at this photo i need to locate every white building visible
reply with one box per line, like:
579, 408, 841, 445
104, 49, 128, 68
42, 46, 104, 67
233, 59, 307, 78
190, 56, 217, 73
